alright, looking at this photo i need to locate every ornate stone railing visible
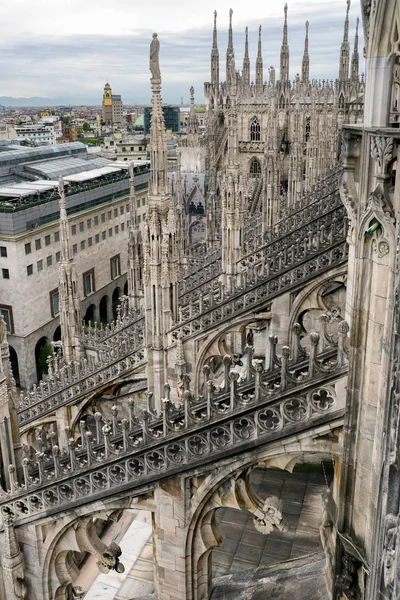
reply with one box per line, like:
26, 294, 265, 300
175, 213, 347, 339
81, 306, 144, 345
244, 167, 342, 256
0, 322, 349, 523
178, 167, 343, 304
238, 140, 264, 153
18, 320, 146, 426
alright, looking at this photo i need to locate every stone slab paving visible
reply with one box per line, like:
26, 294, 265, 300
212, 468, 326, 578
210, 553, 330, 600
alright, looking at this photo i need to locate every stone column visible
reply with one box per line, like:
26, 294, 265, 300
153, 478, 187, 600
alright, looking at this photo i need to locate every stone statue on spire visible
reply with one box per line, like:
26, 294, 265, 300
150, 33, 161, 79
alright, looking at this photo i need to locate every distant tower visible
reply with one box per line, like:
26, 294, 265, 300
102, 83, 113, 125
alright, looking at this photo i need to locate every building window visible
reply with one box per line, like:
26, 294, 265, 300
25, 243, 31, 255
120, 206, 124, 215
250, 157, 262, 176
0, 246, 7, 257
142, 198, 146, 206
114, 208, 118, 217
88, 237, 93, 247
115, 225, 119, 234
2, 268, 9, 279
108, 210, 112, 220
83, 268, 95, 296
95, 234, 100, 244
121, 222, 125, 231
138, 215, 141, 223
37, 260, 43, 272
126, 204, 129, 212
110, 254, 121, 279
71, 225, 77, 235
46, 255, 52, 267
87, 218, 92, 229
94, 216, 99, 226
250, 117, 261, 141
102, 231, 106, 240
0, 305, 14, 333
81, 240, 86, 250
79, 222, 84, 232
45, 234, 51, 246
108, 228, 112, 237
35, 239, 41, 250
101, 213, 105, 223
49, 288, 59, 317
55, 251, 61, 262
137, 199, 140, 208
27, 264, 33, 276
54, 231, 60, 242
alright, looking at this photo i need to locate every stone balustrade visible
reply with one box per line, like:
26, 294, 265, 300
0, 321, 349, 523
175, 226, 348, 339
18, 318, 146, 426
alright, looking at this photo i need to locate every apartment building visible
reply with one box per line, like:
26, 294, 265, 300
0, 142, 149, 387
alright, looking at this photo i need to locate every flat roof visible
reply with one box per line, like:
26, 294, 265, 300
63, 166, 122, 183
23, 156, 113, 179
0, 180, 60, 198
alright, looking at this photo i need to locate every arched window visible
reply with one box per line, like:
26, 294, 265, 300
250, 157, 261, 176
250, 117, 261, 141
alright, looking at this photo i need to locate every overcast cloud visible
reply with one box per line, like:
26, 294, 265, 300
0, 0, 363, 105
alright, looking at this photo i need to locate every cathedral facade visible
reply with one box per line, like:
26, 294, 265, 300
0, 1, 399, 599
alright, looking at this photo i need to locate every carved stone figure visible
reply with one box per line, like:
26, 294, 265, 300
150, 33, 161, 79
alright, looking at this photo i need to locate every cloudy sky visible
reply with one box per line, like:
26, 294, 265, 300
0, 0, 363, 105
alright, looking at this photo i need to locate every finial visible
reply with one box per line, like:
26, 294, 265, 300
190, 86, 195, 102
306, 20, 309, 33
212, 10, 218, 51
128, 161, 135, 181
229, 8, 233, 25
284, 3, 288, 17
259, 24, 262, 38
150, 32, 161, 80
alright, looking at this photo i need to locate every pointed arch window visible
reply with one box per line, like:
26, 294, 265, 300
250, 117, 261, 141
250, 157, 261, 176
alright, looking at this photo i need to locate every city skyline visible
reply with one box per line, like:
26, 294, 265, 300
0, 0, 363, 105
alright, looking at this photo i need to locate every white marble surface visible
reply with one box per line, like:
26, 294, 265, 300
81, 511, 153, 600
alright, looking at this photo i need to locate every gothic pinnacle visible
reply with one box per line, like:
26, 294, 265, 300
351, 16, 359, 81
243, 26, 250, 88
211, 10, 219, 87
256, 25, 263, 90
339, 0, 351, 81
302, 20, 310, 84
280, 3, 289, 83
213, 10, 218, 48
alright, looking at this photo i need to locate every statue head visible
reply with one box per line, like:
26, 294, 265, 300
153, 32, 158, 39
